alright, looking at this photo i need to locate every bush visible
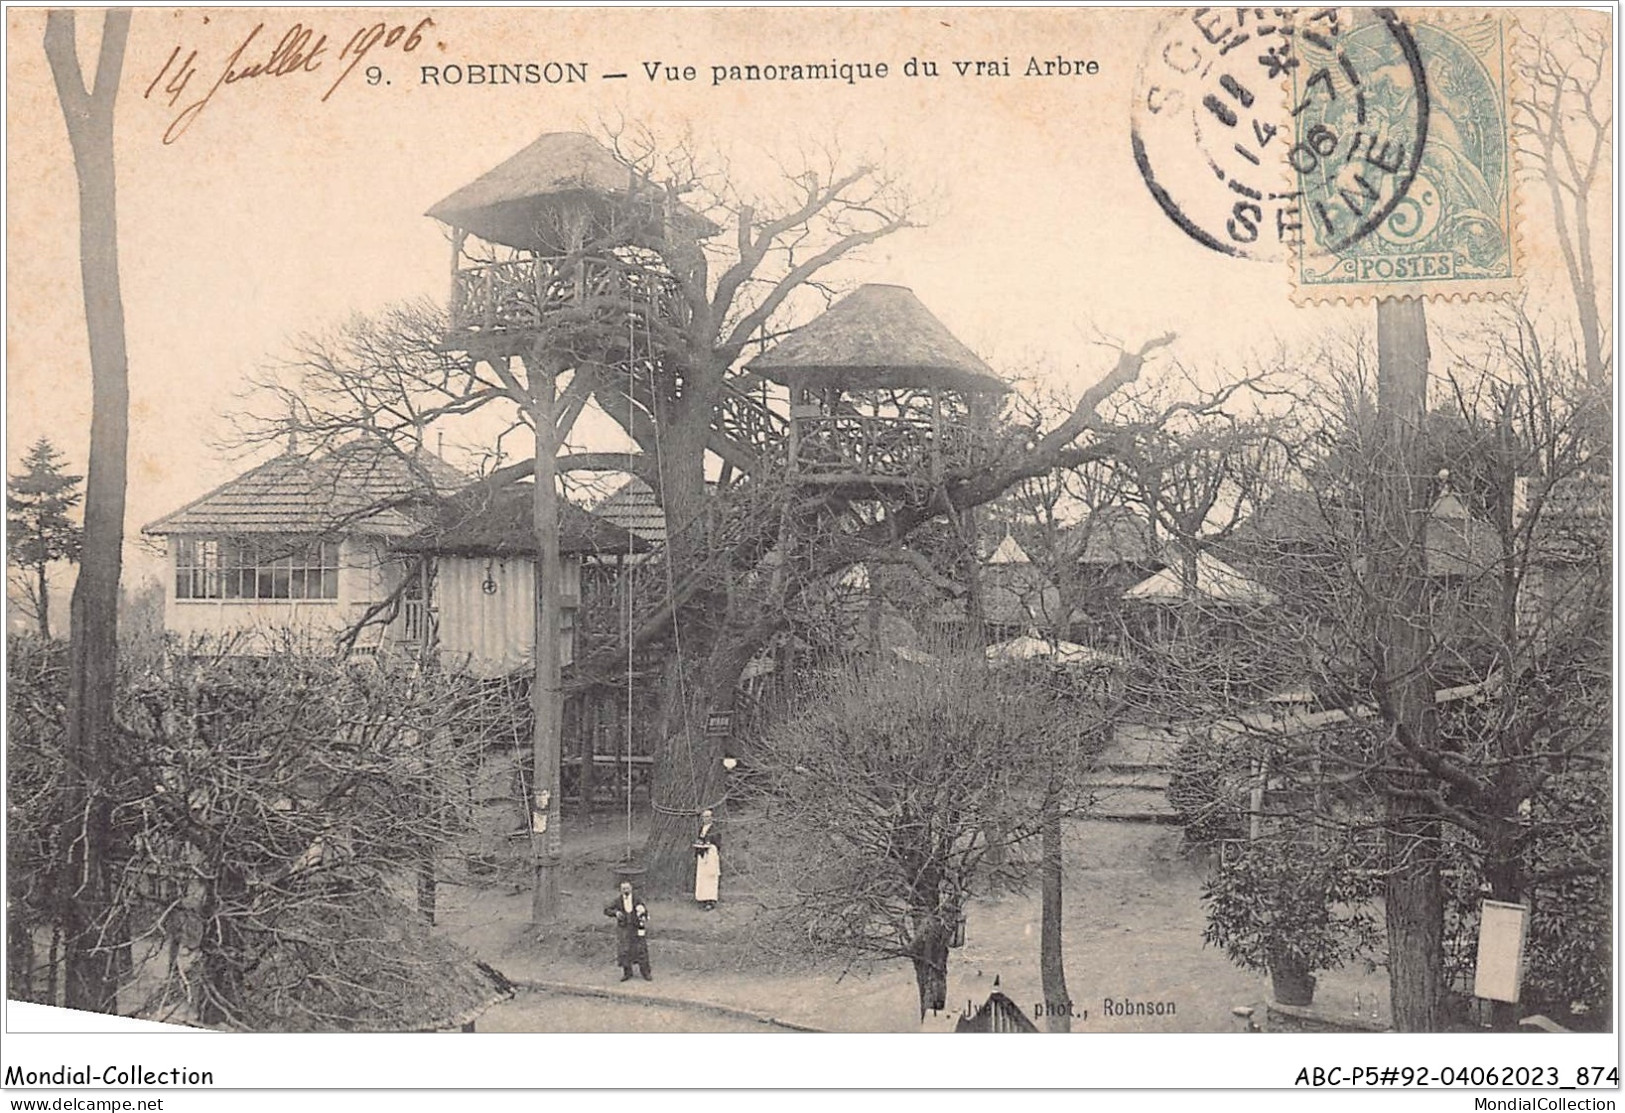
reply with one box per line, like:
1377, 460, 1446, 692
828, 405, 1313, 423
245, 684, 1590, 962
1202, 834, 1381, 979
6, 633, 496, 1028
5, 636, 68, 1002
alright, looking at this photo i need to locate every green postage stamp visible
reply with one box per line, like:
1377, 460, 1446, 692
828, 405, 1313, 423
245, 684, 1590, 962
1289, 11, 1519, 302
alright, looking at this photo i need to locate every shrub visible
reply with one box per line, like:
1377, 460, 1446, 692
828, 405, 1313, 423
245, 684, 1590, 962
1202, 834, 1381, 979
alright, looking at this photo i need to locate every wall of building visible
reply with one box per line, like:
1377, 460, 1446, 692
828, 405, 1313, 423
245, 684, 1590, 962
162, 536, 411, 652
433, 553, 579, 679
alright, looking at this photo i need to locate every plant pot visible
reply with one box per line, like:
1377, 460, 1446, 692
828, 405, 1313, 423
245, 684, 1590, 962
1270, 963, 1317, 1007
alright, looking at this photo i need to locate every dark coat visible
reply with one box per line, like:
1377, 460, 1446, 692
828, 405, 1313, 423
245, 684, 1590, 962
604, 892, 650, 967
693, 821, 721, 854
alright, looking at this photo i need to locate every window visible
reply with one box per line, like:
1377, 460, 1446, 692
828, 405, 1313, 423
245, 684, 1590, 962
175, 537, 340, 600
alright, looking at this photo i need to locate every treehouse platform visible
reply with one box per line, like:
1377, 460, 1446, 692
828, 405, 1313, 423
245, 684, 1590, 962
443, 254, 688, 355
746, 284, 1007, 490
427, 131, 712, 357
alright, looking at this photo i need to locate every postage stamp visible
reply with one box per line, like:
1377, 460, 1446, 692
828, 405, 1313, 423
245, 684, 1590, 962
1288, 11, 1520, 302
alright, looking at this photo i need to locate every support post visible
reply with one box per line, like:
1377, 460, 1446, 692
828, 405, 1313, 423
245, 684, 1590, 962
529, 356, 565, 924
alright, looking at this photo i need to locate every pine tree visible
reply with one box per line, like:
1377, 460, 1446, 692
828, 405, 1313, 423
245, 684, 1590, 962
8, 436, 84, 638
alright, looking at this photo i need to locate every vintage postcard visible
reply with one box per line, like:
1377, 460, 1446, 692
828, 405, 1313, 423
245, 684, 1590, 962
3, 4, 1615, 1098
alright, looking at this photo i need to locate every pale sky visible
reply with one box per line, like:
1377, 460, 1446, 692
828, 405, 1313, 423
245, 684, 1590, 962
5, 7, 1610, 590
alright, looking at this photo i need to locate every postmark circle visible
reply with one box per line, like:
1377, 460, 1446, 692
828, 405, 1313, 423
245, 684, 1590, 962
1130, 8, 1429, 263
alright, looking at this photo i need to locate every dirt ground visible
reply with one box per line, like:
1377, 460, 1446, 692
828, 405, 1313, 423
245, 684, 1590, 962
433, 808, 1394, 1033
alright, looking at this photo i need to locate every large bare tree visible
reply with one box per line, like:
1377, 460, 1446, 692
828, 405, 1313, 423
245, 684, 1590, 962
245, 130, 1203, 893
44, 7, 132, 1014
743, 651, 1109, 1021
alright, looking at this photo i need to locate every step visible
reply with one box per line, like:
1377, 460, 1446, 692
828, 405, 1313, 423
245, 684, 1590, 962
1083, 772, 1171, 791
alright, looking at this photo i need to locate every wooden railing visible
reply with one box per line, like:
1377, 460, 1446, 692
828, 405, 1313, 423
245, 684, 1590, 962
715, 384, 788, 462
401, 597, 431, 645
449, 256, 687, 336
793, 415, 1004, 478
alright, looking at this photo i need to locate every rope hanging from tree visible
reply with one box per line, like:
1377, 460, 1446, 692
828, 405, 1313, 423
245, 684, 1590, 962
624, 287, 638, 862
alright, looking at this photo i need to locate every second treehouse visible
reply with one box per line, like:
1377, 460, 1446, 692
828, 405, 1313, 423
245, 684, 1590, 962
747, 283, 1009, 494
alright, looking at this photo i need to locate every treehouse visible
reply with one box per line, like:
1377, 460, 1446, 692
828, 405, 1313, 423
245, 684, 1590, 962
426, 131, 714, 356
745, 284, 1007, 490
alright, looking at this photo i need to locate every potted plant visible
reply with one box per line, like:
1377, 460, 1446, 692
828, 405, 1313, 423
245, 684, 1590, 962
1202, 836, 1380, 1006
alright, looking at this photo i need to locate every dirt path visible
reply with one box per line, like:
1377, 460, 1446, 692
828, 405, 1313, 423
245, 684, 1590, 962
435, 811, 1391, 1032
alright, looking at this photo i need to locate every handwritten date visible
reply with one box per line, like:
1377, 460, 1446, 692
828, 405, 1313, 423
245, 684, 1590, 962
145, 17, 434, 144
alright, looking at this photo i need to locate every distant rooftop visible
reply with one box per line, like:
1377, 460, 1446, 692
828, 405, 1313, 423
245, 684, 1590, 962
593, 476, 668, 545
1125, 551, 1280, 607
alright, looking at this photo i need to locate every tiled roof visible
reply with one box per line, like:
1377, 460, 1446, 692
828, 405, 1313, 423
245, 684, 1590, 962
399, 482, 649, 557
1529, 471, 1610, 563
143, 442, 467, 538
593, 476, 668, 545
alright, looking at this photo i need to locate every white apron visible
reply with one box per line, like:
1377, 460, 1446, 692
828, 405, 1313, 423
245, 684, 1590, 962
694, 845, 721, 902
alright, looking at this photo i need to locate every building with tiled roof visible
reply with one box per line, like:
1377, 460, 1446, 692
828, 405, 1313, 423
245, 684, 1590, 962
141, 440, 655, 671
141, 441, 469, 653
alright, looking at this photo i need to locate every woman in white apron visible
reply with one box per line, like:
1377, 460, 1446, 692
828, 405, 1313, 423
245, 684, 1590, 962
693, 809, 721, 910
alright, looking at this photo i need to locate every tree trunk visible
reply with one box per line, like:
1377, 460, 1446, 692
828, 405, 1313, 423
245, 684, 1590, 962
46, 9, 132, 1016
642, 642, 751, 889
913, 917, 950, 1019
1385, 790, 1446, 1029
1374, 297, 1448, 1033
7, 910, 37, 1002
1039, 794, 1071, 1032
637, 418, 747, 889
417, 855, 437, 925
197, 864, 247, 1027
36, 560, 51, 639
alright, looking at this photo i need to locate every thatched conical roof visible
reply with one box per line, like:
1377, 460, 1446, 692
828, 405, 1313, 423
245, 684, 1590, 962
747, 284, 1006, 393
427, 132, 715, 250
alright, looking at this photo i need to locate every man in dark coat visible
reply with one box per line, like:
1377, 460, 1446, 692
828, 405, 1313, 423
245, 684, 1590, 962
603, 880, 652, 981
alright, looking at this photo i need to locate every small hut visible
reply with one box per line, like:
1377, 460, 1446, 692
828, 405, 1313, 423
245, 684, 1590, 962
398, 484, 648, 678
1124, 550, 1280, 608
746, 284, 1007, 488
